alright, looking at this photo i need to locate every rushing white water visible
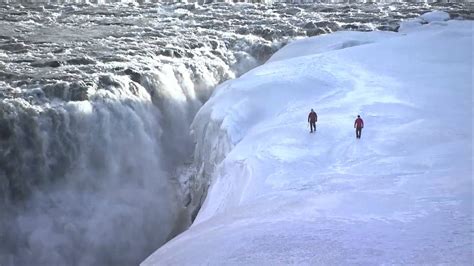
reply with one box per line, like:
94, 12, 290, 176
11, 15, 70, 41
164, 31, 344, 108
0, 1, 470, 266
0, 1, 462, 5
0, 56, 255, 266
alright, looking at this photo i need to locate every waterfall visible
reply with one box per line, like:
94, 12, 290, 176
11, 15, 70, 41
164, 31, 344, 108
0, 1, 468, 265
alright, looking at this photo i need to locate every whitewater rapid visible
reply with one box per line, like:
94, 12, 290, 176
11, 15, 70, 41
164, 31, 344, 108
0, 1, 471, 266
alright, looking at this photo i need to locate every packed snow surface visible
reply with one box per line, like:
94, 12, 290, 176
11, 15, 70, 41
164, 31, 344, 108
3, 3, 443, 264
143, 13, 472, 265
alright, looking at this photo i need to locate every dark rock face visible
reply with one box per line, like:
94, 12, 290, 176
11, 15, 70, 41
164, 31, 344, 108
124, 68, 142, 83
303, 21, 316, 29
66, 57, 96, 65
31, 60, 64, 68
315, 21, 340, 32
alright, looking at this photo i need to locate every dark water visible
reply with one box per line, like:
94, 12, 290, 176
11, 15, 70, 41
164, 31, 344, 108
0, 1, 471, 265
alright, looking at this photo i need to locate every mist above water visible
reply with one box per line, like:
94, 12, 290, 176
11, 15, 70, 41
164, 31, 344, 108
0, 1, 470, 266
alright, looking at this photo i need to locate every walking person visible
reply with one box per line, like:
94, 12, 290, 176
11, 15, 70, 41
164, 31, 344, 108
308, 109, 317, 133
354, 115, 364, 139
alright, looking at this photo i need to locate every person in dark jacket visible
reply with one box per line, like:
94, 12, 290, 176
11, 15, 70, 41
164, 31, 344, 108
308, 109, 317, 133
354, 115, 364, 139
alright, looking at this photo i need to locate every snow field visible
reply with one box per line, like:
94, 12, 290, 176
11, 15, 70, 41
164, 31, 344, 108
142, 12, 472, 265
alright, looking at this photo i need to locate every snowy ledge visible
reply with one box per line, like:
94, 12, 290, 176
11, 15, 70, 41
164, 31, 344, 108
143, 12, 473, 265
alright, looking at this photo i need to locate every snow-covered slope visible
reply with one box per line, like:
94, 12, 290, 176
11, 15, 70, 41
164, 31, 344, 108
142, 13, 473, 265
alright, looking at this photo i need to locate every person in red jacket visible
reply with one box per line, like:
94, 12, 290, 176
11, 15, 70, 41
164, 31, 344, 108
354, 115, 364, 139
308, 109, 317, 133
